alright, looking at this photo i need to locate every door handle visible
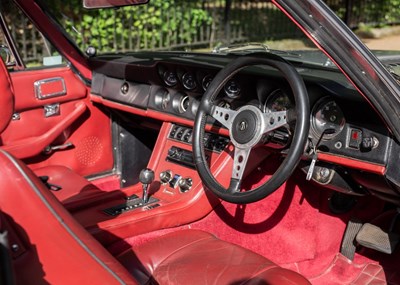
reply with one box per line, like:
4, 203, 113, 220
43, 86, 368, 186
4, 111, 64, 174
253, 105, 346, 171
43, 142, 74, 155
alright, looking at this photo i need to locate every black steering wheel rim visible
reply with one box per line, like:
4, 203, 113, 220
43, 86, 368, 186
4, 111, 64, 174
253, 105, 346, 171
193, 55, 310, 204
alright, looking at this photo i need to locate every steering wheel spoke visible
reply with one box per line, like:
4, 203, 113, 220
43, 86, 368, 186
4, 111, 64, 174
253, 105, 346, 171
231, 147, 251, 189
211, 105, 237, 129
262, 110, 288, 134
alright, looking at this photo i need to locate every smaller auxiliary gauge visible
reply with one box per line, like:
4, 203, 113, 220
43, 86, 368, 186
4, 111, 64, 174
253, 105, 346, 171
163, 70, 178, 87
224, 79, 241, 98
182, 72, 197, 90
311, 98, 346, 139
202, 75, 214, 91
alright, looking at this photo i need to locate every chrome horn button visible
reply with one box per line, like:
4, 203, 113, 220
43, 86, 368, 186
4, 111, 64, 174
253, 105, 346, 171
229, 105, 265, 148
231, 109, 258, 144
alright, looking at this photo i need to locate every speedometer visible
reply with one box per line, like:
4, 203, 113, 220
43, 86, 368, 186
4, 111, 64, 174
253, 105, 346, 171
311, 98, 345, 139
264, 89, 293, 112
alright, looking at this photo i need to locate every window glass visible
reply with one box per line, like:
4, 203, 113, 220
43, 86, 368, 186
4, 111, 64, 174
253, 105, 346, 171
0, 0, 65, 69
43, 0, 314, 54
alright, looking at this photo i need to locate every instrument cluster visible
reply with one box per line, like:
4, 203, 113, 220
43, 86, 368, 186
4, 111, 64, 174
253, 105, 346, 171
262, 88, 347, 142
155, 65, 247, 118
155, 64, 378, 156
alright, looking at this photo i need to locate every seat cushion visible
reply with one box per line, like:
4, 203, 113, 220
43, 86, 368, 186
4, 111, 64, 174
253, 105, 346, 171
34, 165, 123, 211
117, 229, 311, 285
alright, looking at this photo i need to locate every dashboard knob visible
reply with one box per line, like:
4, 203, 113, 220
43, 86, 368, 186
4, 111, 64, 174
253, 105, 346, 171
168, 147, 179, 158
178, 177, 193, 192
159, 170, 172, 184
361, 136, 378, 151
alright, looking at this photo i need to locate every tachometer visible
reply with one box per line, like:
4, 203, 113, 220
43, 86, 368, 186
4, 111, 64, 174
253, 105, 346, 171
311, 98, 345, 139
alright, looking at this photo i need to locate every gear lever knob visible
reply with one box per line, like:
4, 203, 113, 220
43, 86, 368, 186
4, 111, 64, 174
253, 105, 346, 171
139, 168, 154, 203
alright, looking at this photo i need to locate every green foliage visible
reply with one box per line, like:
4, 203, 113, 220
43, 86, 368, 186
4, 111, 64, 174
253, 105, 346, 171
327, 0, 400, 28
45, 0, 400, 53
62, 0, 212, 52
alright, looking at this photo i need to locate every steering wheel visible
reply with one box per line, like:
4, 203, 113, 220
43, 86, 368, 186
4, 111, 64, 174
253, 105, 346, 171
193, 55, 310, 204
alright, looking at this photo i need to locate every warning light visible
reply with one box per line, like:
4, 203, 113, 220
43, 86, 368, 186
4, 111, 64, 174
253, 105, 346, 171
348, 128, 362, 149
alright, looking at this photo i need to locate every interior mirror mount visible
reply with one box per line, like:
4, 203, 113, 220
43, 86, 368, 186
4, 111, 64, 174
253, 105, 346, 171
83, 0, 149, 9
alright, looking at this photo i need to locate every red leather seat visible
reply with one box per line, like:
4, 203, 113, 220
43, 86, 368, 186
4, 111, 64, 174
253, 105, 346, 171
0, 149, 310, 285
33, 165, 123, 211
118, 229, 310, 285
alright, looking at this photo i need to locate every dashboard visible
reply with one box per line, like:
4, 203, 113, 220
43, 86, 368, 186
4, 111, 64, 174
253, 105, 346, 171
88, 52, 400, 202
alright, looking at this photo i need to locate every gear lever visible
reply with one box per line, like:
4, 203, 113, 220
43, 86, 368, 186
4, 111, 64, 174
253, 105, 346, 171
139, 168, 154, 204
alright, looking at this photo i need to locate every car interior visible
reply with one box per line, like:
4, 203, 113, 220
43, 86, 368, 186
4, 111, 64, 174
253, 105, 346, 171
1, 0, 400, 284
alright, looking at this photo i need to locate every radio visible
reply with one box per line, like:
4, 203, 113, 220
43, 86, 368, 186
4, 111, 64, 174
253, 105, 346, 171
166, 146, 199, 169
169, 124, 229, 152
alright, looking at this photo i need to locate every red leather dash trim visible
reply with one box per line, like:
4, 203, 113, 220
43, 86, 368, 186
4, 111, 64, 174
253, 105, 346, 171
90, 96, 147, 117
146, 109, 194, 127
318, 152, 386, 175
91, 95, 230, 137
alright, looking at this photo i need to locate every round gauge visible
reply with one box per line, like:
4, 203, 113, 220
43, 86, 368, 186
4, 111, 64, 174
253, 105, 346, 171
163, 70, 178, 86
154, 88, 171, 110
161, 91, 171, 110
172, 92, 189, 114
202, 75, 213, 91
224, 79, 241, 98
311, 98, 345, 139
264, 89, 293, 112
179, 96, 190, 113
182, 72, 197, 90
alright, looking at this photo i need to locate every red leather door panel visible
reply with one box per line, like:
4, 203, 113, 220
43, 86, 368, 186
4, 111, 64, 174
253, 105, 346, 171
0, 66, 113, 176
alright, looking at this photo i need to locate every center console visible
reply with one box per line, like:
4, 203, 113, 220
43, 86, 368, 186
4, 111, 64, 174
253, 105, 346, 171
73, 122, 232, 244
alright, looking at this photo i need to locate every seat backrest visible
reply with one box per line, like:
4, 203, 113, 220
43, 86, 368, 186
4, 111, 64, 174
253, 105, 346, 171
0, 58, 14, 135
0, 149, 137, 285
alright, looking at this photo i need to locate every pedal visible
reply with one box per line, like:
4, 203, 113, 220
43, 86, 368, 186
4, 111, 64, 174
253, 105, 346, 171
340, 219, 363, 260
356, 223, 400, 254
